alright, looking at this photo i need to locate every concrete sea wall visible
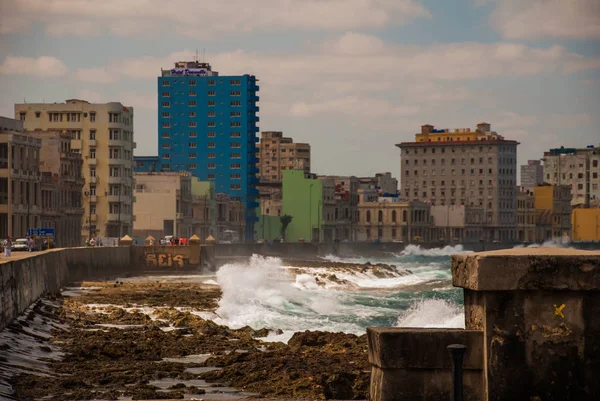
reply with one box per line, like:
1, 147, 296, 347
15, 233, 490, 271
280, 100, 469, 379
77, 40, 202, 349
0, 247, 140, 331
368, 248, 600, 401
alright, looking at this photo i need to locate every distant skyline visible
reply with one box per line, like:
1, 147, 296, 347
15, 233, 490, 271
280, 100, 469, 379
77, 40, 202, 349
1, 0, 599, 179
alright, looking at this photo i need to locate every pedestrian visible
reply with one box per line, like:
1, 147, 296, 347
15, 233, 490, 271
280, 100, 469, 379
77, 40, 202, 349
4, 236, 12, 257
98, 238, 103, 247
89, 237, 96, 247
27, 236, 34, 252
85, 238, 90, 247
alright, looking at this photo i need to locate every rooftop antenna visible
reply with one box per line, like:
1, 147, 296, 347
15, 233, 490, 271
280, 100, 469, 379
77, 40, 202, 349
203, 48, 206, 63
195, 48, 199, 63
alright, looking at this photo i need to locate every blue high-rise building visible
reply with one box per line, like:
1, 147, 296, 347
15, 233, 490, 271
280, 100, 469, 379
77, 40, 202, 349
157, 61, 259, 241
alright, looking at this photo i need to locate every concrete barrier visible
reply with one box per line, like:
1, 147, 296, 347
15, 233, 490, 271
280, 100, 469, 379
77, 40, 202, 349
0, 247, 140, 331
367, 247, 600, 401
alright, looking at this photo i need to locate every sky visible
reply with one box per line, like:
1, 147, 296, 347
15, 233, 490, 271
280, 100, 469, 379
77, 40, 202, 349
1, 0, 599, 180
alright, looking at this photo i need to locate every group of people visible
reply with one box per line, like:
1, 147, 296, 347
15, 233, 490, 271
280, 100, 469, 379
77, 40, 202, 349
2, 236, 36, 257
84, 237, 103, 247
158, 237, 188, 246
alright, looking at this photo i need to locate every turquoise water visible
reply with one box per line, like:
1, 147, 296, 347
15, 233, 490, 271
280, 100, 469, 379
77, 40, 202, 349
211, 245, 469, 343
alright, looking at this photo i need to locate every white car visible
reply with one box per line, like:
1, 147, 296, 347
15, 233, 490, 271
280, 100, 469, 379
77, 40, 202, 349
12, 238, 29, 251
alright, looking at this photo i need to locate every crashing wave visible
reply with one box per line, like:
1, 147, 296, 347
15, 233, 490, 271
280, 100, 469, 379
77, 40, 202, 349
396, 298, 465, 329
398, 244, 472, 257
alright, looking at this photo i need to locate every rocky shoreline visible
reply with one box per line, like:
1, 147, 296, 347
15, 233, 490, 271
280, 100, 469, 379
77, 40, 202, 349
3, 280, 370, 400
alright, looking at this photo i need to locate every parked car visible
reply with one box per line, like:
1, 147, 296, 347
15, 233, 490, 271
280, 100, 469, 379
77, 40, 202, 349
12, 238, 29, 251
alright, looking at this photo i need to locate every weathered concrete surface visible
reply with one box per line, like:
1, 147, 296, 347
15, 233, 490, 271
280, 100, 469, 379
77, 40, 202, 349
0, 247, 140, 331
368, 248, 600, 401
455, 248, 600, 401
452, 247, 600, 291
367, 328, 484, 401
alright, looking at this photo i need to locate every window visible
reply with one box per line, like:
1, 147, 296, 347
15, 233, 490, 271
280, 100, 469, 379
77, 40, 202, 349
189, 132, 197, 138
208, 163, 216, 169
89, 112, 96, 122
578, 184, 583, 190
162, 112, 170, 118
208, 174, 215, 180
189, 164, 197, 169
89, 130, 96, 140
366, 211, 371, 222
162, 122, 170, 128
208, 80, 215, 86
593, 160, 598, 168
161, 143, 170, 149
208, 90, 216, 96
230, 91, 241, 96
208, 142, 215, 148
208, 100, 215, 106
231, 101, 241, 107
231, 174, 241, 179
189, 152, 197, 158
230, 111, 241, 117
108, 113, 120, 123
230, 153, 241, 159
208, 153, 215, 158
208, 111, 215, 117
189, 80, 196, 86
189, 90, 196, 96
162, 92, 170, 97
90, 167, 96, 177
231, 163, 241, 169
208, 122, 215, 127
230, 184, 241, 190
207, 132, 216, 137
593, 172, 598, 178
110, 167, 120, 177
231, 122, 241, 127
189, 142, 197, 148
189, 122, 197, 127
189, 112, 196, 117
89, 148, 96, 159
162, 80, 170, 86
230, 132, 241, 138
189, 101, 196, 107
231, 142, 241, 148
230, 79, 241, 85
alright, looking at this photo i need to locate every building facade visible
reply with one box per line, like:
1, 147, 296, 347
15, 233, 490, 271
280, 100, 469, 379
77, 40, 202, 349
358, 172, 398, 195
397, 123, 519, 242
134, 155, 159, 173
37, 130, 85, 246
157, 61, 259, 241
357, 191, 432, 242
571, 208, 600, 242
542, 145, 600, 207
15, 99, 135, 239
317, 175, 359, 241
0, 127, 41, 238
133, 172, 193, 239
257, 131, 310, 182
520, 160, 543, 190
534, 185, 572, 241
430, 205, 485, 243
516, 187, 536, 243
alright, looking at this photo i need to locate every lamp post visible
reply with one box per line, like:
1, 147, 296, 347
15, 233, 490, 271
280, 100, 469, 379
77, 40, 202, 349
309, 183, 314, 242
117, 177, 127, 238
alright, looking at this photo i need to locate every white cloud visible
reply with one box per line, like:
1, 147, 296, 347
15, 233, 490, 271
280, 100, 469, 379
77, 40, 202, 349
289, 96, 419, 118
488, 0, 600, 40
0, 0, 430, 37
46, 20, 98, 36
0, 56, 68, 77
119, 91, 156, 110
75, 67, 116, 83
78, 89, 106, 103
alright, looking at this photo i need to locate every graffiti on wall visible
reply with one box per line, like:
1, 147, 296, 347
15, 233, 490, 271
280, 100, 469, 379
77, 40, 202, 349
145, 253, 187, 268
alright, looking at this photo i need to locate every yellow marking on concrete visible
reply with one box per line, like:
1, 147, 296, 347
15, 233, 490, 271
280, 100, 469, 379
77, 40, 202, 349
553, 304, 566, 318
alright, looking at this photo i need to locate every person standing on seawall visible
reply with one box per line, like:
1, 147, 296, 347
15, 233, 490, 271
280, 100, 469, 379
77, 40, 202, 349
3, 236, 12, 257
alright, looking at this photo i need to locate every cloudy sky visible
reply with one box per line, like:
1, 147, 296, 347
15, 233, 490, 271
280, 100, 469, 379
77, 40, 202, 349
1, 0, 599, 179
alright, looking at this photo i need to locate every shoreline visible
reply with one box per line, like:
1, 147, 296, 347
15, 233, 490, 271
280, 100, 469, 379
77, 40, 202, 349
2, 280, 370, 400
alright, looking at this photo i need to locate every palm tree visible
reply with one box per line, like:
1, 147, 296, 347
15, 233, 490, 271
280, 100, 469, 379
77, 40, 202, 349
280, 215, 293, 242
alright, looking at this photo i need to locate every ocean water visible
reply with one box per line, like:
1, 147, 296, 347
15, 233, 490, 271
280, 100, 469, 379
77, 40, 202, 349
210, 245, 470, 343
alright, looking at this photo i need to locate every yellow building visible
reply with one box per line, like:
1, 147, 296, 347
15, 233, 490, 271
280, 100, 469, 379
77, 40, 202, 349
15, 99, 135, 240
572, 209, 600, 242
534, 185, 572, 241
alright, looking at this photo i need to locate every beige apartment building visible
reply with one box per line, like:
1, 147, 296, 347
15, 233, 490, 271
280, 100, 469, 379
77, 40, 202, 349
516, 187, 536, 243
541, 145, 600, 207
534, 184, 572, 241
0, 118, 42, 239
317, 175, 360, 241
357, 189, 432, 242
257, 131, 310, 182
133, 172, 193, 239
430, 205, 485, 243
397, 123, 519, 242
15, 99, 135, 239
358, 172, 398, 195
37, 130, 85, 246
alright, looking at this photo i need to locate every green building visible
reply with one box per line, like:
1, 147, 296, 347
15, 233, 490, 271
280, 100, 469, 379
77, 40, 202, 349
256, 211, 282, 242
191, 178, 215, 239
282, 170, 324, 242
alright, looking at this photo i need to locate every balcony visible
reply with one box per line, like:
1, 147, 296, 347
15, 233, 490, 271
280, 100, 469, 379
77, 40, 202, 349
108, 139, 129, 147
89, 176, 98, 184
72, 139, 82, 150
107, 195, 121, 202
89, 195, 97, 203
88, 139, 97, 147
90, 214, 97, 222
176, 212, 184, 220
87, 158, 97, 166
108, 177, 131, 185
